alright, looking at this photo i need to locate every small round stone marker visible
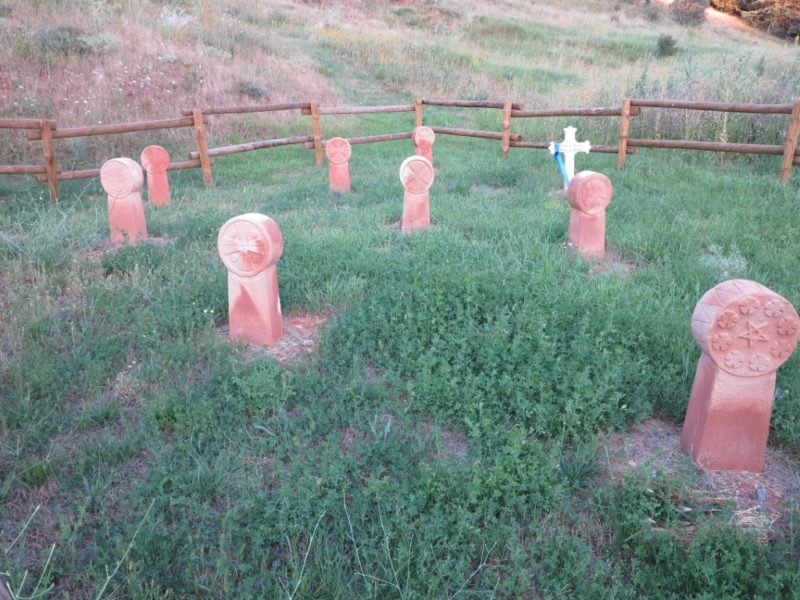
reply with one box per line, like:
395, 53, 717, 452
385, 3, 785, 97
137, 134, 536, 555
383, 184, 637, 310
217, 213, 285, 346
412, 126, 435, 164
399, 155, 434, 232
140, 145, 171, 206
681, 279, 800, 472
566, 171, 613, 257
100, 157, 147, 246
325, 137, 352, 193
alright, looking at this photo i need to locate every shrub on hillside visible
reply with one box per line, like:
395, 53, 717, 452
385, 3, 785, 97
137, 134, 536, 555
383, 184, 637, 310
670, 0, 708, 25
709, 0, 741, 13
742, 1, 800, 39
34, 26, 88, 54
235, 80, 269, 100
656, 34, 679, 56
33, 26, 118, 56
711, 0, 800, 40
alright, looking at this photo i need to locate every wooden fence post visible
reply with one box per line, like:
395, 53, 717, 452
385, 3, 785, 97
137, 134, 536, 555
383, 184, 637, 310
192, 109, 213, 186
617, 99, 631, 170
779, 101, 800, 182
501, 100, 512, 158
310, 101, 323, 166
414, 98, 423, 128
39, 119, 59, 202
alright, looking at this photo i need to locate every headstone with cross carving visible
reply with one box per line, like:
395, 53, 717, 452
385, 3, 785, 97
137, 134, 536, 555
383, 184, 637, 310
217, 213, 284, 346
326, 137, 352, 193
681, 279, 800, 472
549, 126, 591, 187
566, 171, 613, 257
100, 157, 148, 246
140, 145, 171, 206
399, 155, 435, 232
413, 126, 435, 164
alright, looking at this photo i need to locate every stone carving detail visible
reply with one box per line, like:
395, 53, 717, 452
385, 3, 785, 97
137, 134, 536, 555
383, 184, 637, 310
399, 156, 434, 232
140, 145, 171, 206
326, 137, 352, 193
681, 279, 799, 472
696, 285, 798, 377
217, 214, 284, 346
100, 157, 148, 246
566, 171, 612, 256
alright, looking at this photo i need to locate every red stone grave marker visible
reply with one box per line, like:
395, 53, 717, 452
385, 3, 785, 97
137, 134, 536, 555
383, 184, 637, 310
413, 126, 435, 164
217, 214, 285, 346
100, 157, 148, 246
566, 171, 613, 257
681, 279, 800, 472
140, 145, 171, 206
399, 155, 435, 232
326, 137, 352, 193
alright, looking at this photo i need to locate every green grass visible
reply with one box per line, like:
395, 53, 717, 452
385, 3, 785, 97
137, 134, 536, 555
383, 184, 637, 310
1, 131, 799, 597
2, 1, 800, 595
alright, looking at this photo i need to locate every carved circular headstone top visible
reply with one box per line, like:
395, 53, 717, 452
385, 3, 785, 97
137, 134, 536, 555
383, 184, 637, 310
399, 156, 434, 194
567, 171, 613, 215
100, 158, 143, 198
140, 145, 170, 173
692, 279, 799, 377
325, 138, 352, 164
412, 127, 435, 149
217, 213, 283, 277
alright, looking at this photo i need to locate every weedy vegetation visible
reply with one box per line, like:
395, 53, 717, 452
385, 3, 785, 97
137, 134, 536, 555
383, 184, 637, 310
1, 0, 800, 598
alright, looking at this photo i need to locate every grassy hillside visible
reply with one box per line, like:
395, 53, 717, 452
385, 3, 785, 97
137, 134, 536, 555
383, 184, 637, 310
1, 0, 798, 166
2, 1, 800, 598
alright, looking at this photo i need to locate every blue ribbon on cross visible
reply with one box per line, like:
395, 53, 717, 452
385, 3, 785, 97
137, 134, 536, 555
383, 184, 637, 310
552, 143, 570, 188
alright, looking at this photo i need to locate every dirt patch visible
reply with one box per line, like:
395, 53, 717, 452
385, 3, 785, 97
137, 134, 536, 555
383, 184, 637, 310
340, 426, 368, 456
419, 421, 470, 463
220, 311, 332, 367
587, 249, 640, 277
603, 419, 800, 541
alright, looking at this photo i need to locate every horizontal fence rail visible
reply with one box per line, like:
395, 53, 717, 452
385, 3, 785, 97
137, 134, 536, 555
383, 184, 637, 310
512, 106, 641, 118
0, 118, 57, 129
34, 159, 208, 183
431, 126, 521, 142
305, 105, 416, 116
26, 116, 205, 141
180, 102, 310, 116
422, 99, 524, 110
629, 100, 794, 114
626, 139, 792, 155
2, 96, 799, 202
509, 141, 634, 155
189, 135, 315, 159
0, 164, 52, 175
302, 132, 414, 149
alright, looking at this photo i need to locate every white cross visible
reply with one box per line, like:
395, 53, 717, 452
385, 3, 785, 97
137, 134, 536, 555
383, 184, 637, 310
548, 126, 591, 185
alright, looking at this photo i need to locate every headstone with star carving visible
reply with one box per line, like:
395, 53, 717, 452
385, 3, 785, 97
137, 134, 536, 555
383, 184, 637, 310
217, 213, 284, 346
326, 137, 352, 193
399, 155, 435, 232
566, 171, 613, 257
681, 279, 800, 472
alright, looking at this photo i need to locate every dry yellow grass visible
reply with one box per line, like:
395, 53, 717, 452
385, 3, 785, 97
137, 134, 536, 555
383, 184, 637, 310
0, 0, 796, 165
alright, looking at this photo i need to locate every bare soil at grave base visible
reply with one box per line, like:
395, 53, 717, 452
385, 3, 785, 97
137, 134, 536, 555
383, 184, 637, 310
604, 419, 800, 542
218, 310, 333, 367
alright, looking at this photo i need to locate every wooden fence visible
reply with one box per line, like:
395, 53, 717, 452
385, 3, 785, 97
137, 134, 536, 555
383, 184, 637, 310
1, 96, 799, 202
